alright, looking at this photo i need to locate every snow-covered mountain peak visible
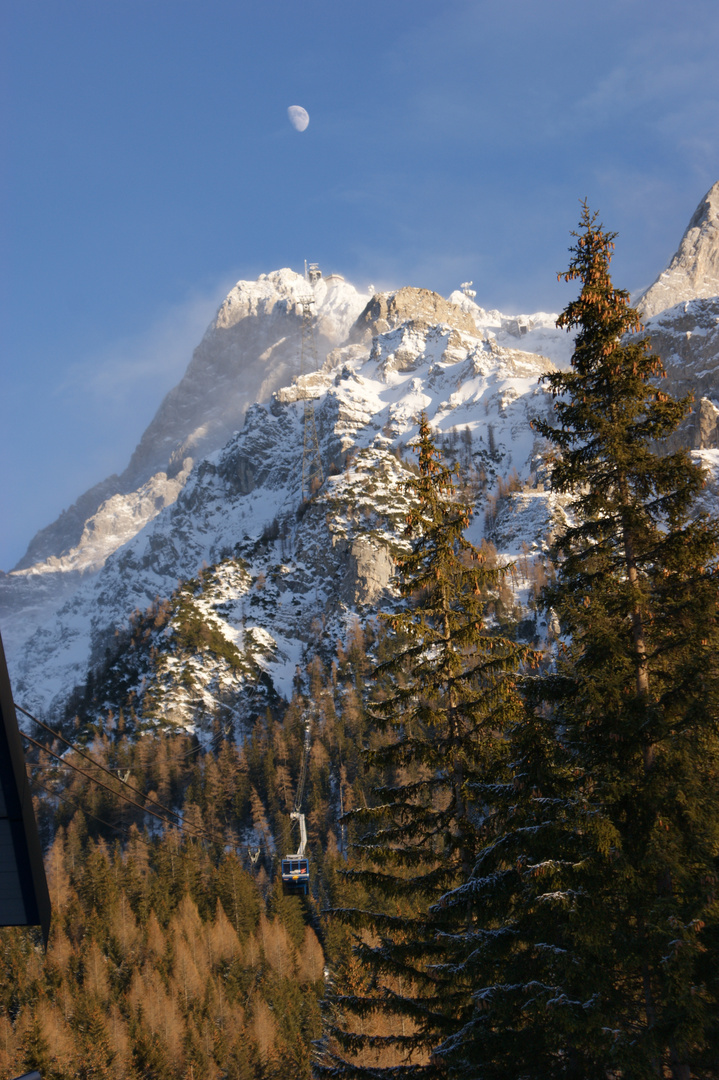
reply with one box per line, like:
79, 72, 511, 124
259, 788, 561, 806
446, 290, 575, 369
124, 268, 369, 488
7, 180, 719, 725
213, 268, 369, 344
213, 268, 307, 325
446, 288, 503, 326
636, 180, 719, 319
7, 311, 558, 717
11, 268, 370, 577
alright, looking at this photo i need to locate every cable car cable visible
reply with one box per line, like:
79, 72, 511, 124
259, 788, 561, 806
21, 731, 185, 831
17, 704, 246, 850
21, 730, 236, 850
16, 702, 189, 831
28, 773, 155, 849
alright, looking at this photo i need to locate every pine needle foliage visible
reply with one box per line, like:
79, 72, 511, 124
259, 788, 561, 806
435, 206, 719, 1079
320, 414, 533, 1080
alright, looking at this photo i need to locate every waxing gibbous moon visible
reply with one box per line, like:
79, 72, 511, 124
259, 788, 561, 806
287, 105, 310, 132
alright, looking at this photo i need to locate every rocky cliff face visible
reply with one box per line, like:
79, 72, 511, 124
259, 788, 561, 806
636, 181, 719, 319
351, 287, 478, 340
637, 298, 719, 449
622, 182, 719, 452
121, 270, 369, 491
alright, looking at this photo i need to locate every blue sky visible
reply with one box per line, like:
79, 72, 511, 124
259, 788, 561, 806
2, 0, 719, 570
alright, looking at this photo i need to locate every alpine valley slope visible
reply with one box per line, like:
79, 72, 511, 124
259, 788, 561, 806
3, 181, 719, 731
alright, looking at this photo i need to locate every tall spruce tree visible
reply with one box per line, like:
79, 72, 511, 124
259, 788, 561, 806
320, 414, 533, 1079
435, 206, 719, 1079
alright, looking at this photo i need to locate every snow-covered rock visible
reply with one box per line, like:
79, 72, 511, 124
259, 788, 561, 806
351, 287, 477, 340
122, 269, 370, 490
447, 290, 575, 369
642, 298, 719, 403
624, 297, 719, 450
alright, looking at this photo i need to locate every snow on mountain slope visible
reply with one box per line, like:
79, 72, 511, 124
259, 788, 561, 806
1, 271, 369, 670
2, 272, 567, 688
447, 289, 576, 369
0, 465, 192, 667
9, 168, 719, 725
12, 467, 195, 580
629, 183, 719, 451
9, 312, 557, 722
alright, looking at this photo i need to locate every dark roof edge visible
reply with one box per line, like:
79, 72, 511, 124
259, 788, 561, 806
0, 631, 51, 946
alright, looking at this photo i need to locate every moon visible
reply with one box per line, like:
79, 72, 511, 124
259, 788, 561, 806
287, 105, 310, 132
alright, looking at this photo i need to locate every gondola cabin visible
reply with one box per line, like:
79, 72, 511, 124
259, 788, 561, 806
281, 856, 310, 896
283, 773, 310, 895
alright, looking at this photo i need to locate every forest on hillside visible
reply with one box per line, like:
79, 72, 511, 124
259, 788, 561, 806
2, 624, 387, 1079
3, 210, 719, 1080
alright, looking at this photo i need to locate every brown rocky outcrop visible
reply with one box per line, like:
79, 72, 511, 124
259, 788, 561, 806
349, 287, 477, 342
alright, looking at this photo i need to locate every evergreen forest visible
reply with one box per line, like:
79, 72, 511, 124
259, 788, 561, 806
2, 209, 718, 1079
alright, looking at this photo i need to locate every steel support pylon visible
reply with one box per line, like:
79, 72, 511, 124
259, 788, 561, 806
299, 297, 324, 502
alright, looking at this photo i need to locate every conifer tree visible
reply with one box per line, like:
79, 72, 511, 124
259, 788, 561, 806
20, 1014, 54, 1080
321, 414, 532, 1078
436, 206, 719, 1079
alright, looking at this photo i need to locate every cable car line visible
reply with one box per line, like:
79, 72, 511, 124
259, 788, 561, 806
16, 703, 187, 828
28, 773, 155, 849
21, 731, 185, 831
20, 731, 230, 851
17, 703, 241, 851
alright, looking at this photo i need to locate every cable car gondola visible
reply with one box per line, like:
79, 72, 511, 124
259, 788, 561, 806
281, 720, 311, 896
281, 811, 310, 895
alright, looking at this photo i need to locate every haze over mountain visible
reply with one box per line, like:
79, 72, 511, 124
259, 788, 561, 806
12, 273, 371, 575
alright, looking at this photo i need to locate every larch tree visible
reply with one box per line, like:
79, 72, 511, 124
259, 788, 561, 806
435, 206, 719, 1080
320, 413, 534, 1080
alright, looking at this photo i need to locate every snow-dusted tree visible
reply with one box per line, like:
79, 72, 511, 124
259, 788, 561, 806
320, 414, 533, 1079
435, 206, 719, 1079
